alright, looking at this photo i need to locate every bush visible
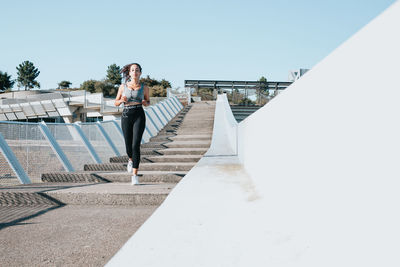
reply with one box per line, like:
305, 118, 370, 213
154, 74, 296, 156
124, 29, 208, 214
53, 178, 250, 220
150, 85, 166, 97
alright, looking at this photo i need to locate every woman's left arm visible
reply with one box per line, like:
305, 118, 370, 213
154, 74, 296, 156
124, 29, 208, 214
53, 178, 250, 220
142, 85, 150, 106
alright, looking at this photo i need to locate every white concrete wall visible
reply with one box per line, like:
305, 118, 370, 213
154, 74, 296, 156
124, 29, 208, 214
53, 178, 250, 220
206, 94, 237, 156
237, 1, 400, 264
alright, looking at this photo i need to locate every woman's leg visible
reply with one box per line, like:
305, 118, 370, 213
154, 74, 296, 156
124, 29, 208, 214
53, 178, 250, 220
121, 109, 134, 160
131, 108, 146, 174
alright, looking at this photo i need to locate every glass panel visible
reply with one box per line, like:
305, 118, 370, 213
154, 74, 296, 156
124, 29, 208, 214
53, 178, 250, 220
100, 121, 125, 155
0, 123, 65, 183
0, 150, 19, 186
80, 124, 115, 163
46, 124, 96, 170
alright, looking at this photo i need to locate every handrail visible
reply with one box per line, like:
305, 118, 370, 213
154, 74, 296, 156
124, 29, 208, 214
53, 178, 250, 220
0, 96, 184, 184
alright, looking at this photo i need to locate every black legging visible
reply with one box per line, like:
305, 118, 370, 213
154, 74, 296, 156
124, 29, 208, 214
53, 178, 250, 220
121, 105, 146, 169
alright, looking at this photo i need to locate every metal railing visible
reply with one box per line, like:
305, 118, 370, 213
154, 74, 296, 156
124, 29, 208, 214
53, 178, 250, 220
0, 96, 184, 185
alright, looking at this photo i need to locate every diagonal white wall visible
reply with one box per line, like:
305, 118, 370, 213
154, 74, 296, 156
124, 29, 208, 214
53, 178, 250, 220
238, 0, 400, 264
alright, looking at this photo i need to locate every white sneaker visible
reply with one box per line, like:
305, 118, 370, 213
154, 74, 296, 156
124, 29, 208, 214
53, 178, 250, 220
127, 160, 133, 173
131, 175, 139, 185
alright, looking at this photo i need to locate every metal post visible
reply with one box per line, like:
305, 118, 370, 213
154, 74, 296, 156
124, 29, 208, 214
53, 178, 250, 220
171, 96, 183, 110
160, 101, 173, 119
155, 104, 169, 125
245, 82, 248, 104
144, 109, 160, 132
187, 87, 191, 104
168, 97, 179, 113
165, 98, 178, 114
110, 120, 124, 138
148, 106, 165, 128
38, 121, 74, 172
73, 122, 102, 164
0, 132, 31, 184
96, 121, 120, 156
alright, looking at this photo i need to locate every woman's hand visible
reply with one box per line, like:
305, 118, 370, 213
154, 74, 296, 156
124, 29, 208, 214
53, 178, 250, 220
142, 99, 149, 106
115, 84, 127, 106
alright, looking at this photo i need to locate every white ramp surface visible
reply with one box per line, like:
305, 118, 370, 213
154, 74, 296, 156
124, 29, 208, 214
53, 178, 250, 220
107, 1, 400, 266
238, 1, 400, 265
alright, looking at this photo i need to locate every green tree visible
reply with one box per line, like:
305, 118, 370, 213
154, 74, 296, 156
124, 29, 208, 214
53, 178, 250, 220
238, 97, 256, 106
140, 75, 161, 87
258, 76, 267, 82
197, 88, 213, 100
106, 64, 122, 86
257, 76, 268, 105
150, 85, 167, 97
0, 71, 15, 92
95, 80, 118, 97
160, 79, 171, 89
80, 79, 97, 93
58, 80, 72, 89
258, 76, 268, 92
16, 61, 40, 90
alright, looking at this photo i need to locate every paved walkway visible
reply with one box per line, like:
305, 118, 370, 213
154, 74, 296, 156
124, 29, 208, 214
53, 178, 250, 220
0, 101, 215, 266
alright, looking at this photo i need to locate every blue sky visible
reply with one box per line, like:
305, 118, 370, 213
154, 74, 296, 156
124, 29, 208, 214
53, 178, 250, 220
1, 0, 396, 90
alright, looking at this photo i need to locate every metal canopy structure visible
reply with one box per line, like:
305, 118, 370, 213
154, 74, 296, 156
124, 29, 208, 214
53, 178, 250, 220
184, 80, 293, 104
184, 80, 292, 91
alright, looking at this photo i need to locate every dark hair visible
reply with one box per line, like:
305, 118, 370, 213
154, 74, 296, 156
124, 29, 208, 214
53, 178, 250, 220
121, 63, 142, 82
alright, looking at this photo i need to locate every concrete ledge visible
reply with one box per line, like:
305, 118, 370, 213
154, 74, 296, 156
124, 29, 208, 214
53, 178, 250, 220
164, 141, 211, 148
42, 172, 108, 183
84, 163, 195, 172
41, 171, 186, 183
99, 171, 186, 183
142, 155, 202, 163
107, 156, 265, 266
45, 183, 175, 206
156, 148, 208, 155
0, 192, 63, 206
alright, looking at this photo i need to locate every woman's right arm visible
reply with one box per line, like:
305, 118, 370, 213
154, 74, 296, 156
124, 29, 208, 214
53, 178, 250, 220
114, 84, 126, 106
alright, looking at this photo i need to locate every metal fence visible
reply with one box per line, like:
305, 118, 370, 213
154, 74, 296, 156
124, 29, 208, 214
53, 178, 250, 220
0, 96, 184, 185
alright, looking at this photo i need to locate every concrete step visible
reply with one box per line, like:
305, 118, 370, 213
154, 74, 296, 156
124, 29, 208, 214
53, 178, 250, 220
41, 172, 108, 183
164, 141, 211, 148
180, 118, 214, 122
141, 142, 169, 149
99, 171, 186, 183
233, 114, 253, 120
232, 111, 257, 115
176, 130, 213, 135
148, 137, 175, 142
230, 106, 261, 110
142, 155, 201, 163
149, 134, 211, 142
157, 148, 208, 155
42, 171, 186, 183
170, 134, 212, 141
44, 183, 175, 206
110, 154, 203, 163
158, 127, 178, 133
0, 191, 63, 206
83, 162, 195, 171
110, 154, 202, 163
138, 149, 162, 156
